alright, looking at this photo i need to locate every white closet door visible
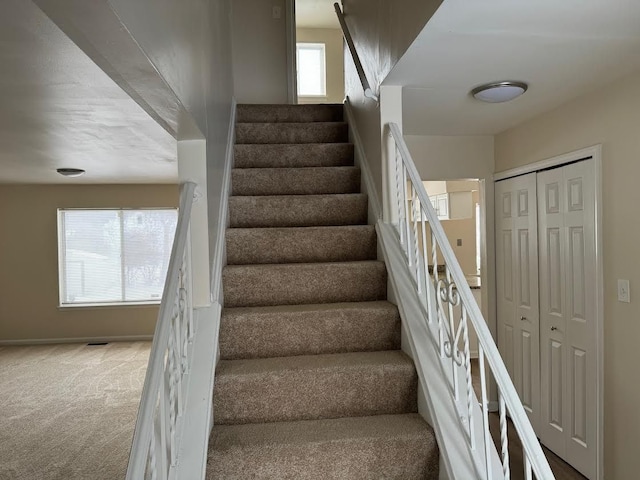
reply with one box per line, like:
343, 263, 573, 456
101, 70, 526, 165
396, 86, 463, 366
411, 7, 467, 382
495, 173, 540, 430
537, 160, 597, 478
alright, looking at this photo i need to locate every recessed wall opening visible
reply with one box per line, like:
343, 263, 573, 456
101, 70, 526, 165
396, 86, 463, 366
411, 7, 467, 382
294, 0, 345, 104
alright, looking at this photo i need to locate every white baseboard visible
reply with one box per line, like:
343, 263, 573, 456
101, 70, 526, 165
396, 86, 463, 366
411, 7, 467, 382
0, 335, 153, 346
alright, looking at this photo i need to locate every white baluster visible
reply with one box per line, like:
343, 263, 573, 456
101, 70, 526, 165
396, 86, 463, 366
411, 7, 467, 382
401, 165, 412, 263
524, 455, 533, 480
394, 147, 404, 244
462, 307, 475, 449
479, 347, 493, 480
500, 394, 511, 479
411, 187, 421, 292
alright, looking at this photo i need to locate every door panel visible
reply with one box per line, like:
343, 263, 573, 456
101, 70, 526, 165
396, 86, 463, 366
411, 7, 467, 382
495, 173, 540, 430
538, 160, 597, 479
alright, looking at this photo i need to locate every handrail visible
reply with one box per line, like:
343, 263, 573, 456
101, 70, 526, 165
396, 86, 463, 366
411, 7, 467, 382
126, 181, 197, 480
387, 123, 554, 480
334, 2, 378, 102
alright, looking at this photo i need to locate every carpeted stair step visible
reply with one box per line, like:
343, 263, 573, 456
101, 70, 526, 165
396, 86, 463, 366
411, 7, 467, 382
223, 261, 386, 308
207, 413, 439, 479
213, 351, 417, 425
236, 122, 348, 144
219, 301, 400, 360
236, 104, 344, 123
226, 225, 377, 265
234, 143, 354, 168
231, 166, 360, 196
228, 193, 367, 228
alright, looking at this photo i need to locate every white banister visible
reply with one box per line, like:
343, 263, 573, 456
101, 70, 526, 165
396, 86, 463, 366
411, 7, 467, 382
334, 2, 378, 102
126, 182, 197, 480
386, 122, 554, 480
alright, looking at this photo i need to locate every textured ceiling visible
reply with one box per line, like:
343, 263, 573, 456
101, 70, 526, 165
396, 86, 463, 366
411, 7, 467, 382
389, 0, 640, 136
0, 0, 177, 184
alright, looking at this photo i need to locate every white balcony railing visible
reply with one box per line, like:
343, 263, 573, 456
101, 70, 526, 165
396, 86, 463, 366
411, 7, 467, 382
387, 123, 554, 480
126, 182, 197, 480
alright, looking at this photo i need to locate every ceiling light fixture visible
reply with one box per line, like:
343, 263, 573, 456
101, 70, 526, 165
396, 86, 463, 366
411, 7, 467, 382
471, 81, 528, 103
56, 168, 86, 177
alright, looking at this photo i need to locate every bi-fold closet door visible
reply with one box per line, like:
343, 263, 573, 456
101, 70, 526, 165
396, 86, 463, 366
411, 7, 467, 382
495, 159, 597, 479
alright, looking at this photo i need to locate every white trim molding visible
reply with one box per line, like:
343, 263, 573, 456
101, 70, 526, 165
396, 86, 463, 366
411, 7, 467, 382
494, 144, 602, 181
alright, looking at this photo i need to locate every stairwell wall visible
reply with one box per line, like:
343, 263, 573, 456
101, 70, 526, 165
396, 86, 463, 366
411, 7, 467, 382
343, 0, 442, 209
105, 0, 236, 290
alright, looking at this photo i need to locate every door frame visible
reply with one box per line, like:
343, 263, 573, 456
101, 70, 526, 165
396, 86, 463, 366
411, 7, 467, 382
285, 0, 297, 104
493, 144, 604, 480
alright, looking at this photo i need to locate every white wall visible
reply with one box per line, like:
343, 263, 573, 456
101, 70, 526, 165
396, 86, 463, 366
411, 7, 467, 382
495, 68, 640, 480
106, 0, 235, 290
231, 0, 288, 104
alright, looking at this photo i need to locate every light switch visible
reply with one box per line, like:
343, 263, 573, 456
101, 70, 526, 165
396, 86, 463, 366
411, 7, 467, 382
272, 5, 282, 18
617, 279, 630, 303
456, 238, 462, 246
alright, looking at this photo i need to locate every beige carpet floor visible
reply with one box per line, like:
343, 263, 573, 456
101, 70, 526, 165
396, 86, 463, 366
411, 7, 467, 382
0, 341, 150, 480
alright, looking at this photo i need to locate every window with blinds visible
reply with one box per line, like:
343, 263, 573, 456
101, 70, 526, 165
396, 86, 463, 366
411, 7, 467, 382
57, 208, 178, 306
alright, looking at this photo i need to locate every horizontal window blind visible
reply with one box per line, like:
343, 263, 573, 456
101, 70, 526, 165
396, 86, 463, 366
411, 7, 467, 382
58, 208, 178, 306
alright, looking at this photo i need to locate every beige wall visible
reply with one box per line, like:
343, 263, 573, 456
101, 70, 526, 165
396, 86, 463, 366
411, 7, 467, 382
231, 0, 288, 104
296, 28, 344, 104
495, 68, 640, 479
0, 184, 179, 342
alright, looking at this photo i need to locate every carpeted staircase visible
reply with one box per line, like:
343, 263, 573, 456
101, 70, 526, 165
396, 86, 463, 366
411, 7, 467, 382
207, 104, 439, 479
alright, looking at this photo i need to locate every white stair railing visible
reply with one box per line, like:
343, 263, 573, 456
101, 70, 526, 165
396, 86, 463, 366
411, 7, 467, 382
387, 123, 554, 480
126, 181, 197, 480
334, 2, 378, 102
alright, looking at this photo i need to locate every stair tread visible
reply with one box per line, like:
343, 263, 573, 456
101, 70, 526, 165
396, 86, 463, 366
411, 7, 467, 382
236, 122, 349, 145
225, 225, 376, 265
217, 350, 412, 376
219, 301, 400, 360
231, 166, 360, 196
222, 300, 397, 317
236, 104, 344, 123
234, 143, 354, 169
210, 413, 432, 449
207, 414, 439, 479
228, 193, 368, 228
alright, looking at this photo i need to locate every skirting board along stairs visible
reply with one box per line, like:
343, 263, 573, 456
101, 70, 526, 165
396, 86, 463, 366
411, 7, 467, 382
207, 104, 439, 479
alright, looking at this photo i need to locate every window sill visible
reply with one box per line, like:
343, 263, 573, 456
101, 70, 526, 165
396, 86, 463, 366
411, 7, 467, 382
58, 301, 161, 310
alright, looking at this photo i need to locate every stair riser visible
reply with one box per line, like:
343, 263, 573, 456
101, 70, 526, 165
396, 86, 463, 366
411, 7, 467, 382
208, 414, 439, 480
236, 123, 348, 144
219, 304, 400, 360
226, 226, 377, 265
234, 144, 354, 168
231, 167, 360, 196
214, 362, 417, 425
228, 194, 368, 228
236, 104, 344, 123
223, 262, 387, 308
209, 429, 435, 479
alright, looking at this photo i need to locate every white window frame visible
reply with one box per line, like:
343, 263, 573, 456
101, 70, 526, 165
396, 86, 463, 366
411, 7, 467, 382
296, 42, 327, 97
57, 207, 177, 308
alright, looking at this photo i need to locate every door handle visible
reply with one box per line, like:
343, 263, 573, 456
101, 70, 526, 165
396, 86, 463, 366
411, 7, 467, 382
520, 316, 527, 321
551, 326, 558, 331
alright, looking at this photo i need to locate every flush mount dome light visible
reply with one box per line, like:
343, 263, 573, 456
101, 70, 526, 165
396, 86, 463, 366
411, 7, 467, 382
56, 168, 85, 177
471, 81, 528, 103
